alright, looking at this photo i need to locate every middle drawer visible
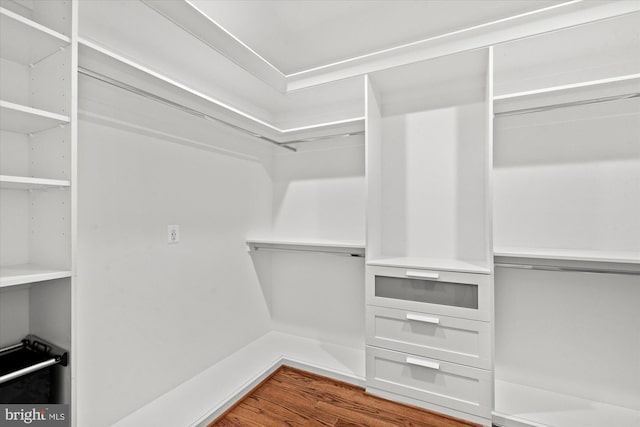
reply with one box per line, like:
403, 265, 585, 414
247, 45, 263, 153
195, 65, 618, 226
366, 306, 491, 369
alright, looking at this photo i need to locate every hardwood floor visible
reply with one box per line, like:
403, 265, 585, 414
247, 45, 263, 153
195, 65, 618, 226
210, 366, 482, 427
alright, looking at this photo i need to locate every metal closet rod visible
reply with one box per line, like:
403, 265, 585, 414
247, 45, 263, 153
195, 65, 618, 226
252, 246, 364, 257
0, 338, 68, 385
494, 262, 640, 276
78, 67, 363, 151
495, 91, 640, 117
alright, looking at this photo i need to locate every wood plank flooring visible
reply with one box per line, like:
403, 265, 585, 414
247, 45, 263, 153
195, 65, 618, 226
210, 366, 482, 427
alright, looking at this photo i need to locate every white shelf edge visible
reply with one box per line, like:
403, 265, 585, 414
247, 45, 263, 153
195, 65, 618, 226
78, 38, 364, 138
0, 100, 71, 124
0, 175, 71, 189
247, 238, 365, 256
0, 264, 72, 288
493, 73, 640, 101
0, 6, 70, 44
366, 256, 492, 274
280, 116, 366, 134
493, 246, 640, 265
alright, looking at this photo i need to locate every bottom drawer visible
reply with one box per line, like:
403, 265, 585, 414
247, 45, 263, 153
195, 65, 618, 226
366, 346, 492, 418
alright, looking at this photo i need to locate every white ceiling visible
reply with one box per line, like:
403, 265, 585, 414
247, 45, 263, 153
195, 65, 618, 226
189, 0, 567, 75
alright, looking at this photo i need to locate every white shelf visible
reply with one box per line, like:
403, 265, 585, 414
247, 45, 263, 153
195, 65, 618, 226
494, 73, 640, 115
0, 100, 70, 134
78, 39, 364, 145
0, 7, 70, 66
0, 175, 70, 190
367, 256, 491, 274
0, 264, 72, 288
247, 238, 365, 256
494, 380, 640, 427
494, 246, 640, 265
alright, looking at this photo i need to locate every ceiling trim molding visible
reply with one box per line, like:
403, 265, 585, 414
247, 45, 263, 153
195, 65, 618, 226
141, 0, 287, 92
141, 0, 639, 93
286, 1, 640, 91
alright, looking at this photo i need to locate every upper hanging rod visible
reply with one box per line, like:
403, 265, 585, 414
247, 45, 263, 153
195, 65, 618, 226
495, 91, 640, 117
79, 67, 294, 152
494, 262, 640, 276
78, 67, 364, 151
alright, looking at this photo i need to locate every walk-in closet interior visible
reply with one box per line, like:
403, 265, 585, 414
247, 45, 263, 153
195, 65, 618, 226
0, 1, 638, 426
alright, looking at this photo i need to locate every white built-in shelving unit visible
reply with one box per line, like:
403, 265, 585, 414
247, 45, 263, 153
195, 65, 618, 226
363, 48, 494, 426
492, 12, 640, 427
0, 0, 76, 415
365, 49, 493, 273
1, 1, 634, 426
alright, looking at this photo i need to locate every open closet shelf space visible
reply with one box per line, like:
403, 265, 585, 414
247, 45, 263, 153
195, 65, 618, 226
494, 73, 640, 116
247, 238, 365, 257
0, 100, 71, 134
77, 39, 365, 152
0, 7, 70, 66
0, 265, 72, 289
0, 175, 70, 190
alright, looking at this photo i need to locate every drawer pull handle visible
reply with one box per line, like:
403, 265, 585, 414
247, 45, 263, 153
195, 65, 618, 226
406, 313, 440, 324
405, 270, 440, 280
406, 356, 440, 370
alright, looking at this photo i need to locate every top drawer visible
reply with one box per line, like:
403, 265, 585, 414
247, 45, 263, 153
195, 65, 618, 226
366, 266, 491, 321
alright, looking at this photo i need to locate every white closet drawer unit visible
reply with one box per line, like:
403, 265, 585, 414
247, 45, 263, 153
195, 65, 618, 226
366, 306, 491, 369
366, 346, 492, 419
366, 266, 491, 321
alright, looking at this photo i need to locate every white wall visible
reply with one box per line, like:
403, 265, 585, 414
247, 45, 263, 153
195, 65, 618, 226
271, 139, 366, 242
76, 116, 274, 426
494, 99, 640, 253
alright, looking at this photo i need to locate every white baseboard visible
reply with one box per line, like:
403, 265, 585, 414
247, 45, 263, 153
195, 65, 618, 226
112, 331, 365, 427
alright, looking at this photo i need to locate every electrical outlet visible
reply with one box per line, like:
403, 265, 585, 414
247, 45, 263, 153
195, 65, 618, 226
168, 225, 180, 244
